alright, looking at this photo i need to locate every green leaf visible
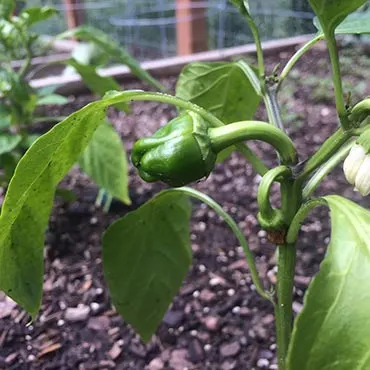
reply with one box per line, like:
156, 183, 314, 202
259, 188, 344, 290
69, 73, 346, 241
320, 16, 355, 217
176, 61, 261, 125
0, 90, 166, 315
287, 195, 370, 370
69, 42, 107, 68
64, 58, 129, 112
36, 94, 69, 106
0, 0, 15, 19
0, 100, 107, 315
229, 0, 250, 15
0, 134, 22, 155
58, 26, 165, 91
103, 191, 192, 342
309, 0, 367, 34
20, 7, 57, 26
37, 85, 60, 97
314, 12, 370, 35
79, 120, 131, 205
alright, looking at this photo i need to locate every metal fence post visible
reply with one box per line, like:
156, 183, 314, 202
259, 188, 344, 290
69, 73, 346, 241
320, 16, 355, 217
176, 0, 208, 55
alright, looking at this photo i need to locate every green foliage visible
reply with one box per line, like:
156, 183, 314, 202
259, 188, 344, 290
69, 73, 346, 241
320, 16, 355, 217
0, 2, 163, 210
58, 26, 165, 92
4, 1, 370, 368
0, 0, 14, 20
103, 191, 192, 342
230, 0, 251, 15
79, 121, 131, 205
309, 0, 368, 34
314, 12, 370, 35
287, 196, 370, 370
176, 61, 261, 124
20, 6, 57, 26
64, 58, 129, 112
0, 100, 107, 315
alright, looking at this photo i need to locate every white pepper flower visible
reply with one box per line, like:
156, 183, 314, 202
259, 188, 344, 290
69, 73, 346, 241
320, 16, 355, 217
343, 144, 370, 196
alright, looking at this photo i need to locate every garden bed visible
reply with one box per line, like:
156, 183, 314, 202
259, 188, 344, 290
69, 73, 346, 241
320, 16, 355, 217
1, 42, 370, 370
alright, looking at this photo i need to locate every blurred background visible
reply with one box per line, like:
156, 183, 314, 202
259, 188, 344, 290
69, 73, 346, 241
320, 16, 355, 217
26, 0, 316, 60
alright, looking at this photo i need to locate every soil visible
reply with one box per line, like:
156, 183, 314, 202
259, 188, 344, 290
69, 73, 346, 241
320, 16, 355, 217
1, 41, 370, 370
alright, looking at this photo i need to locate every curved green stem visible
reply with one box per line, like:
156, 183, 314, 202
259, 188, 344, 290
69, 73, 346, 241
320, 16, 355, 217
302, 140, 355, 200
277, 34, 323, 92
298, 128, 352, 182
209, 121, 298, 165
325, 31, 349, 130
108, 91, 268, 176
245, 15, 265, 83
286, 199, 327, 244
257, 166, 291, 219
264, 88, 285, 131
165, 187, 273, 303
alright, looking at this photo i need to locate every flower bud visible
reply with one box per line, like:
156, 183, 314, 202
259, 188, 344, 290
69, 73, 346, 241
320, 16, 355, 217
343, 131, 370, 196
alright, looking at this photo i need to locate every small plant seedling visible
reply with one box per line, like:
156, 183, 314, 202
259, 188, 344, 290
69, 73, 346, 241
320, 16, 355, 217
0, 1, 164, 210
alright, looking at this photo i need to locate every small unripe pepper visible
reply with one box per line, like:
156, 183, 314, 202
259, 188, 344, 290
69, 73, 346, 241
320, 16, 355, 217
131, 112, 217, 187
343, 130, 370, 196
132, 111, 297, 187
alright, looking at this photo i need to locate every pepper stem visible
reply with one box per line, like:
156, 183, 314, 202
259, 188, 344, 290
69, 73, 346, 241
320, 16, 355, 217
208, 121, 298, 165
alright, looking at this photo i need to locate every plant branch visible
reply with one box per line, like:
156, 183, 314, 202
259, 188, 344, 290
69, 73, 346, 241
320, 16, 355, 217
209, 121, 298, 165
277, 34, 323, 92
275, 242, 296, 370
264, 88, 285, 131
245, 15, 265, 83
166, 187, 273, 303
298, 128, 352, 182
325, 31, 349, 130
286, 199, 327, 244
302, 140, 355, 200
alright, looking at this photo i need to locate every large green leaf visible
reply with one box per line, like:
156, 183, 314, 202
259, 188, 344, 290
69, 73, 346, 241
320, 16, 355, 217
58, 26, 165, 91
0, 90, 182, 316
315, 12, 370, 35
0, 99, 107, 315
309, 0, 367, 34
287, 195, 370, 370
79, 120, 130, 205
65, 58, 129, 112
0, 134, 22, 155
176, 61, 261, 124
103, 192, 192, 342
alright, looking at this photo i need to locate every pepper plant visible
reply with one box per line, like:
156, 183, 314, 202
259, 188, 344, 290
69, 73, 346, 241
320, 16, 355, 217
0, 1, 164, 209
2, 0, 370, 369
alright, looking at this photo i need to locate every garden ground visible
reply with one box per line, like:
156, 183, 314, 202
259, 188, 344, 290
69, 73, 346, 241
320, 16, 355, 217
1, 42, 370, 370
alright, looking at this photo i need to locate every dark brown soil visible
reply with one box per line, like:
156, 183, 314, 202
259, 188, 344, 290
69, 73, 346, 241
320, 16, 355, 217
1, 41, 370, 370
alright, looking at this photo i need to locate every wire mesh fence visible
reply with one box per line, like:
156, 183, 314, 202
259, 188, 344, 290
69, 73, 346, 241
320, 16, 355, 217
28, 0, 316, 60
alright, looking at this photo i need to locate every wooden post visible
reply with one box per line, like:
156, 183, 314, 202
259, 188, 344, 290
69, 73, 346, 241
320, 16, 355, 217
176, 0, 208, 55
64, 0, 85, 30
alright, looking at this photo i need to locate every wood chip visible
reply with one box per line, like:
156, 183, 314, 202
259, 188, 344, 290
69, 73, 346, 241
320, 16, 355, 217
37, 343, 62, 359
108, 341, 122, 360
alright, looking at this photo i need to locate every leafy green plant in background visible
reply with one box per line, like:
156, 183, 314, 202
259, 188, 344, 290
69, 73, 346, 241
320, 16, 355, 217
0, 1, 164, 210
2, 0, 370, 369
